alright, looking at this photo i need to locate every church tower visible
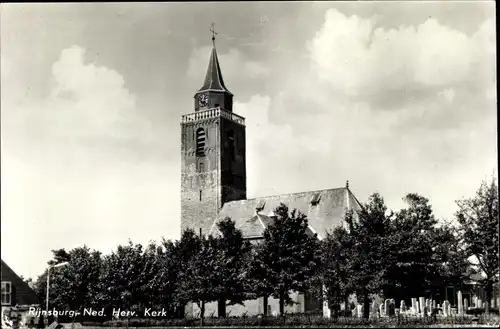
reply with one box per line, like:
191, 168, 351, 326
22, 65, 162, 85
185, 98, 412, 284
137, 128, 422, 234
180, 33, 247, 235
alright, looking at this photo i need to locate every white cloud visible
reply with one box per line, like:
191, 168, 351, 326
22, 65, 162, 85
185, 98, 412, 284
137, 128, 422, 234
308, 9, 495, 102
233, 8, 496, 223
3, 46, 156, 151
1, 6, 496, 279
1, 46, 179, 277
439, 89, 456, 103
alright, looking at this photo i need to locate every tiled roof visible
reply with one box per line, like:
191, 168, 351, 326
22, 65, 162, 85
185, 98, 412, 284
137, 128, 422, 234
209, 187, 362, 239
197, 46, 233, 95
466, 272, 486, 284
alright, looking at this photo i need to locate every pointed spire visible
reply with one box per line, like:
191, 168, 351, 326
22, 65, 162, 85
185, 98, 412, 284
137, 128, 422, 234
197, 24, 233, 95
346, 180, 350, 189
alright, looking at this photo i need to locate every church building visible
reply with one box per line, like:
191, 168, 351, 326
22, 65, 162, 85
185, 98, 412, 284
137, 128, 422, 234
180, 34, 363, 317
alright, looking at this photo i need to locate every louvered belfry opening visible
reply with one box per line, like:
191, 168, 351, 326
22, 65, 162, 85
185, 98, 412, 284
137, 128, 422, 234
196, 128, 206, 157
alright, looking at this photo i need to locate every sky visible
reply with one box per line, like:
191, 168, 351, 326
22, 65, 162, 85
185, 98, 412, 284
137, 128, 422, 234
1, 1, 497, 279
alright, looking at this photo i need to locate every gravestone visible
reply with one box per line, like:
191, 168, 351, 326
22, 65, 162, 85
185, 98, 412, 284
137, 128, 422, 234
357, 304, 363, 318
411, 298, 417, 313
432, 300, 436, 310
371, 301, 380, 318
400, 300, 406, 312
477, 299, 482, 308
384, 299, 391, 317
464, 298, 468, 310
419, 297, 425, 314
442, 301, 449, 317
379, 304, 384, 317
389, 300, 396, 316
415, 301, 420, 314
457, 291, 463, 315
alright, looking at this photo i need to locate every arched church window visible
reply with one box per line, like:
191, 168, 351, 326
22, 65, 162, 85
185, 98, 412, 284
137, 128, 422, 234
196, 128, 206, 157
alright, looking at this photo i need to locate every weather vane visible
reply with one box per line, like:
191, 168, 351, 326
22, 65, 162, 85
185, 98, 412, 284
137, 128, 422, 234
210, 22, 218, 44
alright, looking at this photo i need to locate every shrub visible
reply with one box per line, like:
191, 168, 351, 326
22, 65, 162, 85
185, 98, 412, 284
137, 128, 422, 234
466, 307, 500, 315
80, 312, 500, 327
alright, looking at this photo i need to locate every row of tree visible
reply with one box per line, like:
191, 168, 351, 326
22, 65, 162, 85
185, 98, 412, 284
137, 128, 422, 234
34, 178, 499, 320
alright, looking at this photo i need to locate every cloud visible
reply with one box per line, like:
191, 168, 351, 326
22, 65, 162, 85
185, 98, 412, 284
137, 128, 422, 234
234, 8, 496, 222
1, 5, 496, 279
308, 9, 495, 109
1, 45, 180, 277
3, 46, 168, 162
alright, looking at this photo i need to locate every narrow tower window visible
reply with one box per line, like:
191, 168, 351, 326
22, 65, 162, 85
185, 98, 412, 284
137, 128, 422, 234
199, 190, 202, 201
227, 130, 235, 161
196, 128, 206, 157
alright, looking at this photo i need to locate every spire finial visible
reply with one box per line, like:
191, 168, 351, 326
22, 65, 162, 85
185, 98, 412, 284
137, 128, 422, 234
346, 180, 349, 189
210, 22, 218, 45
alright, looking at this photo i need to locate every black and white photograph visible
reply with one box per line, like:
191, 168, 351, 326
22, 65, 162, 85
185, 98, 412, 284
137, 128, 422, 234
1, 1, 498, 328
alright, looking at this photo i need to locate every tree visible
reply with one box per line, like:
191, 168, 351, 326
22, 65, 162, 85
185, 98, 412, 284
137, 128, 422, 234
320, 226, 353, 318
245, 242, 275, 316
383, 194, 455, 303
139, 242, 164, 309
177, 234, 220, 324
456, 177, 499, 313
428, 221, 469, 298
34, 247, 103, 314
174, 229, 203, 317
47, 249, 71, 266
343, 193, 392, 319
212, 217, 252, 317
248, 203, 321, 316
100, 241, 158, 314
149, 239, 182, 316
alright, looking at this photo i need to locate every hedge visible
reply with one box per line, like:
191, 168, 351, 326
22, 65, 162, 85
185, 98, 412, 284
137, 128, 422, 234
77, 313, 500, 328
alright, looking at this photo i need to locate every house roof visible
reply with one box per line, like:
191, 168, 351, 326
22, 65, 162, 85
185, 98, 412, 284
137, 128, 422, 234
1, 259, 24, 281
209, 186, 362, 239
1, 259, 38, 305
196, 45, 233, 96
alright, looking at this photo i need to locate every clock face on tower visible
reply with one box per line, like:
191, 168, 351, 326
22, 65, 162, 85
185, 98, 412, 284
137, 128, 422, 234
197, 93, 209, 107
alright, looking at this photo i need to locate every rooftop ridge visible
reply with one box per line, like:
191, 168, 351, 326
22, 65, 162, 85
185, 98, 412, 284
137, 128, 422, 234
225, 186, 348, 206
347, 188, 364, 209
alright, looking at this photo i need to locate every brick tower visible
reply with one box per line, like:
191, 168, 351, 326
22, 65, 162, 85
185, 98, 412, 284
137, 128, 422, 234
180, 36, 247, 235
